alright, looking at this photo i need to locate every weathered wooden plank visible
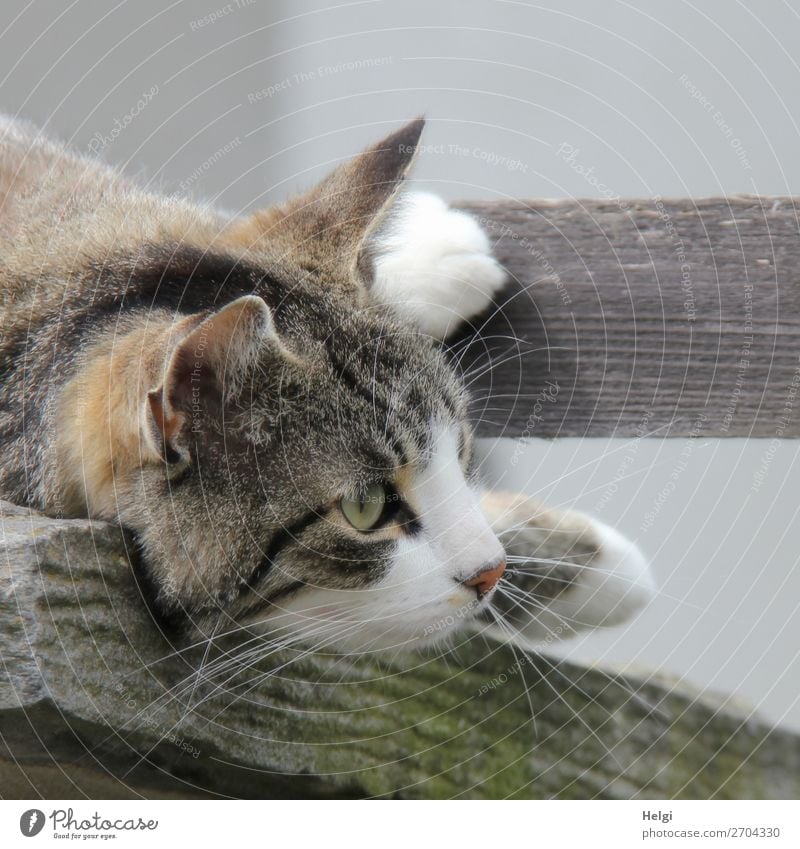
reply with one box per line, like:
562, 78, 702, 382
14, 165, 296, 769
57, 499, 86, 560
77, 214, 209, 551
453, 197, 800, 438
2, 502, 799, 799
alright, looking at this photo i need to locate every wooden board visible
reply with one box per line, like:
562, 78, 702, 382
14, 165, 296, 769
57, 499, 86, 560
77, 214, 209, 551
453, 197, 800, 438
2, 501, 799, 799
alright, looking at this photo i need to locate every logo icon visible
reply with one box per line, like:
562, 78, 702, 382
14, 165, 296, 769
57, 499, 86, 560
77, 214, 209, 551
19, 810, 45, 837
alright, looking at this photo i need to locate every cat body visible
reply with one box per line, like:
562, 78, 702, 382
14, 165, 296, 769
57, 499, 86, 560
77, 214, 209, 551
0, 115, 653, 651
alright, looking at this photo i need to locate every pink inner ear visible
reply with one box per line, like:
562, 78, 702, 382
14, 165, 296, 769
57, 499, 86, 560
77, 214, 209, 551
147, 388, 184, 448
152, 296, 273, 445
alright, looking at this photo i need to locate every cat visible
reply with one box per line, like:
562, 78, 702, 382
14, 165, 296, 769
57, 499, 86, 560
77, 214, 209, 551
0, 114, 654, 653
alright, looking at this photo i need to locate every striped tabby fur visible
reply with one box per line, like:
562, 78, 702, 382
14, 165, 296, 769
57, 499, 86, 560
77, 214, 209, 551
0, 115, 654, 650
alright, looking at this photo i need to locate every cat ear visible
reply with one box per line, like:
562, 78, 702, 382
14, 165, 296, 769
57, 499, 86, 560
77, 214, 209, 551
228, 118, 425, 283
143, 296, 275, 463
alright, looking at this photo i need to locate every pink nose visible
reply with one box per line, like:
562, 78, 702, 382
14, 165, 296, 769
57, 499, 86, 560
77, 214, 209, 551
463, 560, 507, 598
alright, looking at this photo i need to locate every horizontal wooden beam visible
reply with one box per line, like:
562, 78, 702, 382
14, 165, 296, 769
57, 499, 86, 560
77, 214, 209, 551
453, 197, 800, 438
3, 502, 799, 799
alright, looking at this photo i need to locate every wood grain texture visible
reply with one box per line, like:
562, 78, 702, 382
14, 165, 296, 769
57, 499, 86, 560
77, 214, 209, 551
453, 196, 800, 438
2, 502, 799, 799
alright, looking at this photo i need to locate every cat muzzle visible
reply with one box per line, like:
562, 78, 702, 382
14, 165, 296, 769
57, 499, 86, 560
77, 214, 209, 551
462, 558, 507, 599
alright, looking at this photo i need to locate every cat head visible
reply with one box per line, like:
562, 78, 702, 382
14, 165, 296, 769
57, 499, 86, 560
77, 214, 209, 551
122, 120, 507, 651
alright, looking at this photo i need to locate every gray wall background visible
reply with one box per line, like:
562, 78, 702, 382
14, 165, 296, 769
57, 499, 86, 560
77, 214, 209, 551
2, 0, 798, 730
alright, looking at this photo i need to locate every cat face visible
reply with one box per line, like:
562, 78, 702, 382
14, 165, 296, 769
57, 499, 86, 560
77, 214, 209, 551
132, 286, 504, 650
124, 120, 506, 650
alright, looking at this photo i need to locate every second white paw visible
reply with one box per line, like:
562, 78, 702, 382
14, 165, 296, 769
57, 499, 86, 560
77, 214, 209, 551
371, 192, 507, 340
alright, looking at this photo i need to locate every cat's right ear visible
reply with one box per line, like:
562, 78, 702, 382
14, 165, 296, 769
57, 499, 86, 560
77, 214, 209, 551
143, 296, 277, 464
225, 118, 425, 287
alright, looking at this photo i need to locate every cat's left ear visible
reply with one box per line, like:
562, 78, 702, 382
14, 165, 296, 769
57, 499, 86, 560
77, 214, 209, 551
226, 118, 425, 285
143, 296, 277, 464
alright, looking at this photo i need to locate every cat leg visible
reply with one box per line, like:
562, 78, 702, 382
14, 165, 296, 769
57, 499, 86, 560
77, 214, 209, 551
480, 491, 656, 645
370, 192, 507, 340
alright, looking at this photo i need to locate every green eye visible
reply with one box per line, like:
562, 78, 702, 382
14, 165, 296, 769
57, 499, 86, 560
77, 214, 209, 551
341, 484, 387, 531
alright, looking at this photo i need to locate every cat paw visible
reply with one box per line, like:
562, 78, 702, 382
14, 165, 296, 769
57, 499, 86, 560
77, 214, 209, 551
557, 519, 656, 632
482, 492, 655, 642
370, 192, 507, 340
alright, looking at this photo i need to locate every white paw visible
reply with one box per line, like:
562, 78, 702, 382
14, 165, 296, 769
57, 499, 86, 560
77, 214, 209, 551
370, 192, 507, 340
548, 519, 656, 634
